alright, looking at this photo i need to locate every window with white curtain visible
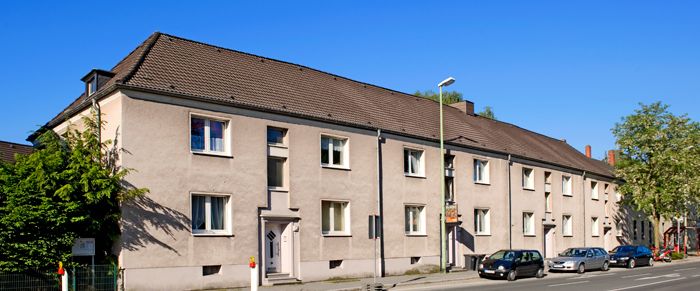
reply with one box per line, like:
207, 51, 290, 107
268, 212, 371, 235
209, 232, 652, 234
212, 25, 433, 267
592, 217, 600, 236
404, 205, 426, 235
403, 148, 425, 176
474, 208, 490, 235
523, 212, 535, 235
473, 159, 490, 184
522, 167, 534, 190
563, 215, 573, 236
191, 193, 231, 235
562, 176, 572, 196
591, 181, 599, 200
321, 200, 350, 235
191, 116, 228, 155
321, 135, 348, 168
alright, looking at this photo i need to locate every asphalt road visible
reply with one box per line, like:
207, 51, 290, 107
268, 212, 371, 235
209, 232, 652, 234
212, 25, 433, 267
396, 260, 700, 291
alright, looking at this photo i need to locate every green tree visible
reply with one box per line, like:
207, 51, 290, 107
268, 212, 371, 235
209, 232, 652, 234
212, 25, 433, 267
612, 102, 700, 248
477, 106, 497, 120
0, 112, 147, 272
414, 90, 463, 104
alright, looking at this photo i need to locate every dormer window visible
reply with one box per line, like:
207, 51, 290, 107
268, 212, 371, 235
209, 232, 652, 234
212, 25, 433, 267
88, 76, 97, 96
81, 69, 115, 97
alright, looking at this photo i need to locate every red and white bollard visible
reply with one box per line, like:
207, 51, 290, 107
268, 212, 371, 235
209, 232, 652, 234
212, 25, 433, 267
250, 256, 258, 291
58, 262, 68, 291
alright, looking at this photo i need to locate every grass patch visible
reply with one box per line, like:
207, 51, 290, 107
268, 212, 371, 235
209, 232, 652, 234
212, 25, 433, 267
403, 265, 440, 275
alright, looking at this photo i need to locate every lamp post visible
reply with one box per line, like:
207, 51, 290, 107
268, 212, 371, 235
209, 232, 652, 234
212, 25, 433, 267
438, 77, 455, 273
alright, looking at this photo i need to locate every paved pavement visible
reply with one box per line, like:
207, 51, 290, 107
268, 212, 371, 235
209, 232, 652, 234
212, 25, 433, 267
248, 256, 700, 291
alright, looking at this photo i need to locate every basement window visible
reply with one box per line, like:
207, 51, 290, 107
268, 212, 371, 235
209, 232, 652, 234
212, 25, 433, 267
410, 257, 421, 265
202, 265, 221, 276
329, 260, 343, 269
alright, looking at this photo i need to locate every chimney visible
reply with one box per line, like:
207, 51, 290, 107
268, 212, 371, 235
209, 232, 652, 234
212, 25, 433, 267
585, 145, 592, 158
607, 150, 616, 166
448, 100, 475, 116
81, 69, 116, 97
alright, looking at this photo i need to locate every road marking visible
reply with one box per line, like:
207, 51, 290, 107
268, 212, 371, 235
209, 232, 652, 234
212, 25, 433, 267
621, 273, 650, 278
607, 277, 685, 291
548, 280, 589, 287
692, 274, 700, 278
674, 267, 696, 272
568, 273, 615, 279
635, 273, 680, 280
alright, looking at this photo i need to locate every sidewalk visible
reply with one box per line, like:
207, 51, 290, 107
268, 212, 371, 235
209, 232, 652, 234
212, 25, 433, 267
256, 270, 480, 291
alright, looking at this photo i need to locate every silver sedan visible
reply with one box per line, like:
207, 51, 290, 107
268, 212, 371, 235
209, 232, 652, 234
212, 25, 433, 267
548, 247, 610, 274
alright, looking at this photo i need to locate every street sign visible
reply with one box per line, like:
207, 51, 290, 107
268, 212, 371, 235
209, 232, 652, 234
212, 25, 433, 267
71, 238, 95, 256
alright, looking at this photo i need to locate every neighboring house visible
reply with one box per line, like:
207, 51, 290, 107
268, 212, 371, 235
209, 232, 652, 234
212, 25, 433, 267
29, 32, 651, 290
0, 140, 33, 164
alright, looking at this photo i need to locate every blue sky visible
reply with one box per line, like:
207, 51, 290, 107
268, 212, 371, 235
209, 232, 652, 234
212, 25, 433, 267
1, 1, 698, 159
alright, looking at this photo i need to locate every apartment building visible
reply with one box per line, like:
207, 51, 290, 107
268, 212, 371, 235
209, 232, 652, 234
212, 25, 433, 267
31, 32, 651, 290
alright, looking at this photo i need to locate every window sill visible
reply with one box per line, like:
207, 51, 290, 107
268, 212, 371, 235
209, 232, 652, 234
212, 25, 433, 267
192, 232, 234, 237
523, 187, 535, 191
405, 233, 427, 237
267, 143, 288, 149
404, 173, 426, 179
563, 194, 573, 197
475, 233, 491, 236
592, 198, 599, 201
563, 235, 573, 237
268, 187, 289, 192
192, 151, 233, 158
321, 164, 351, 171
474, 181, 491, 186
322, 234, 352, 237
524, 234, 536, 237
592, 235, 600, 237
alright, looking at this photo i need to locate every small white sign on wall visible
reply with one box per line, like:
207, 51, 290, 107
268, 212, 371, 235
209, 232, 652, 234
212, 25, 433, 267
71, 238, 95, 256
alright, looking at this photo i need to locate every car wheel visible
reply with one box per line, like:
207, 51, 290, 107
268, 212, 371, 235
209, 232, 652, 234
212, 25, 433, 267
507, 270, 517, 281
602, 261, 609, 271
536, 268, 545, 278
628, 259, 636, 269
577, 263, 585, 274
648, 258, 654, 266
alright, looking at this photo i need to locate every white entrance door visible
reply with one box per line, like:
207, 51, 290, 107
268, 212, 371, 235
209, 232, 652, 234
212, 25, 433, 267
544, 227, 556, 258
604, 229, 611, 252
265, 224, 281, 273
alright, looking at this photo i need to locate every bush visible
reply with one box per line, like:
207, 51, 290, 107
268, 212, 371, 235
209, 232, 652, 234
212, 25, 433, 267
671, 252, 685, 260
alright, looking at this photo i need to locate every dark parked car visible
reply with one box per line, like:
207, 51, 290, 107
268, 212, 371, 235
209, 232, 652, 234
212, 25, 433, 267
478, 249, 545, 281
548, 247, 610, 273
609, 245, 654, 268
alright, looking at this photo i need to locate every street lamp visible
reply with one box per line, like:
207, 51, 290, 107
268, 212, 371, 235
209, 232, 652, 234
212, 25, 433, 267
438, 77, 455, 273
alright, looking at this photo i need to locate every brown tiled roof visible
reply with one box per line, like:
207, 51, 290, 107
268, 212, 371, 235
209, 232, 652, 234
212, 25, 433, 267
40, 32, 614, 178
0, 141, 33, 164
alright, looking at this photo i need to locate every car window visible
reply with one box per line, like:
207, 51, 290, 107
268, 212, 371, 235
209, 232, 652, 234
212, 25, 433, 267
490, 250, 516, 260
530, 251, 542, 261
595, 248, 605, 256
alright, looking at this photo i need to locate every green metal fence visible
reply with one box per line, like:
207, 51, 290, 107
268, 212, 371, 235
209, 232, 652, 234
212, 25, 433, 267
0, 271, 60, 291
70, 265, 117, 291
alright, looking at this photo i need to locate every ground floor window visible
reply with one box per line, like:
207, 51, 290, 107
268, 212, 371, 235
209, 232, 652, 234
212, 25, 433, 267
321, 200, 350, 235
404, 205, 426, 235
191, 193, 231, 235
474, 208, 491, 235
523, 212, 535, 236
562, 215, 573, 236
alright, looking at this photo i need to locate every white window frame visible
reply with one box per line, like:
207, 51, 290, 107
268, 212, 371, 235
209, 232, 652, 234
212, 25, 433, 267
523, 212, 535, 236
320, 134, 350, 169
522, 167, 534, 190
473, 159, 490, 184
562, 175, 573, 196
592, 217, 600, 237
267, 126, 288, 147
545, 192, 552, 212
267, 156, 287, 190
189, 113, 231, 157
404, 147, 425, 177
190, 192, 233, 236
88, 76, 97, 96
562, 215, 573, 237
475, 208, 491, 235
320, 200, 351, 236
404, 204, 427, 236
591, 181, 599, 200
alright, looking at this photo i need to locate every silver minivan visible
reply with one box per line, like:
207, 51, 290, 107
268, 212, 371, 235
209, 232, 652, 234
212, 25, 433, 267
548, 247, 610, 274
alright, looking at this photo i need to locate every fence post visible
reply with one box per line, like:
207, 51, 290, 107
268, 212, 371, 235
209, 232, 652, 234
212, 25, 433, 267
61, 269, 68, 291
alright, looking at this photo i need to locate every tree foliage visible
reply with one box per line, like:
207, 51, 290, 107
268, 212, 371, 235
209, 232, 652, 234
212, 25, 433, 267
612, 102, 700, 247
477, 106, 497, 120
0, 112, 147, 272
414, 90, 463, 104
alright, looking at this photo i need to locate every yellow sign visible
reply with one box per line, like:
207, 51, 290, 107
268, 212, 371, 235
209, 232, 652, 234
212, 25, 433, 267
446, 204, 459, 223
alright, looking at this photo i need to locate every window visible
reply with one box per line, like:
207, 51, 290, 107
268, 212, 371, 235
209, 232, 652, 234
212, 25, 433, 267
591, 181, 599, 200
641, 220, 645, 240
592, 217, 600, 237
615, 220, 622, 237
545, 192, 552, 212
403, 148, 425, 176
633, 220, 638, 240
191, 193, 231, 235
88, 76, 97, 96
474, 208, 491, 235
616, 191, 622, 202
522, 167, 534, 190
562, 176, 572, 196
445, 177, 455, 202
473, 159, 490, 184
321, 135, 348, 168
648, 222, 653, 244
202, 265, 221, 276
329, 260, 343, 269
267, 157, 286, 188
404, 205, 426, 235
562, 215, 573, 236
410, 257, 421, 264
191, 116, 228, 154
321, 200, 350, 235
444, 154, 455, 169
267, 127, 287, 146
523, 212, 535, 236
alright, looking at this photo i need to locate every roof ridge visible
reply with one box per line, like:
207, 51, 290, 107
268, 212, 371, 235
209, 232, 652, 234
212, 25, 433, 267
0, 140, 33, 148
118, 32, 162, 84
472, 113, 570, 145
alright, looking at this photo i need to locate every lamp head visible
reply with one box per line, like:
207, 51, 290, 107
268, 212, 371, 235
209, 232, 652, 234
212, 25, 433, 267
438, 77, 456, 88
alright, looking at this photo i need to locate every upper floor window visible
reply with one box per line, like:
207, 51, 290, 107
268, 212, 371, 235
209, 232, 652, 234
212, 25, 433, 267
523, 212, 535, 236
522, 167, 534, 190
404, 148, 425, 177
562, 215, 573, 236
615, 220, 622, 237
562, 175, 572, 196
591, 217, 600, 236
321, 200, 350, 235
404, 205, 426, 235
591, 181, 599, 200
474, 208, 491, 235
267, 127, 287, 146
444, 154, 455, 169
445, 177, 455, 202
267, 157, 286, 189
321, 135, 348, 168
473, 159, 490, 184
191, 116, 228, 155
191, 193, 232, 235
88, 76, 97, 96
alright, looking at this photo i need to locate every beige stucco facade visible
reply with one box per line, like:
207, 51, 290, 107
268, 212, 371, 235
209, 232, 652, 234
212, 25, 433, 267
50, 88, 650, 290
